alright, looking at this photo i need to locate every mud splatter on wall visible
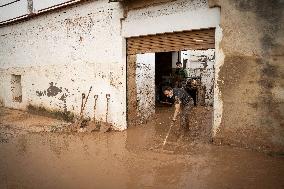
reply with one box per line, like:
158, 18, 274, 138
182, 49, 215, 105
209, 0, 284, 152
136, 53, 155, 123
0, 1, 127, 130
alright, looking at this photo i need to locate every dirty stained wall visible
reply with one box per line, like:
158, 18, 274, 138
209, 0, 284, 153
136, 53, 155, 123
0, 0, 84, 23
182, 49, 215, 105
0, 0, 127, 130
0, 0, 28, 22
122, 0, 220, 37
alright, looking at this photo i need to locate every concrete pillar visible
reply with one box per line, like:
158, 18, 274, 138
127, 54, 138, 126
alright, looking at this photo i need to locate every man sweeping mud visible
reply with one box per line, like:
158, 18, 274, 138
163, 86, 194, 132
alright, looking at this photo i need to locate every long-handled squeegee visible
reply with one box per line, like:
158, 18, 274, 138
162, 121, 174, 148
150, 121, 176, 154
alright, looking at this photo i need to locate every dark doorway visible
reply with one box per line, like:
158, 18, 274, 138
155, 52, 173, 106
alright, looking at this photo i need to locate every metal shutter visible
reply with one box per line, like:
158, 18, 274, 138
127, 28, 215, 55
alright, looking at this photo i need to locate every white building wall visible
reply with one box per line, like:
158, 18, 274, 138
0, 0, 127, 130
33, 0, 78, 10
0, 0, 28, 22
122, 0, 220, 37
0, 0, 84, 23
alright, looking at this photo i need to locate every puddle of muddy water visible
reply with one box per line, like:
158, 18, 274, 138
0, 131, 284, 189
0, 107, 284, 189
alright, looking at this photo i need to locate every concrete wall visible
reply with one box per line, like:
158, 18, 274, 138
183, 49, 215, 105
0, 0, 127, 130
209, 0, 284, 153
122, 0, 220, 37
33, 0, 79, 11
0, 0, 83, 23
0, 0, 28, 22
136, 53, 155, 122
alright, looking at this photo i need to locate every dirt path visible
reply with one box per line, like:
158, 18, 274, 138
0, 107, 284, 189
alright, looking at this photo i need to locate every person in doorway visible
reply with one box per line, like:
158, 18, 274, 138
174, 61, 187, 88
163, 86, 194, 132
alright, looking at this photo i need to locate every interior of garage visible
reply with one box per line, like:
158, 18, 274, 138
155, 50, 215, 107
126, 28, 215, 141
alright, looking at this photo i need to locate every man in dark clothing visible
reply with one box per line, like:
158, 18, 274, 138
163, 86, 194, 131
174, 62, 187, 88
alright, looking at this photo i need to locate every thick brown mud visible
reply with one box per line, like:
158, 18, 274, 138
0, 107, 284, 189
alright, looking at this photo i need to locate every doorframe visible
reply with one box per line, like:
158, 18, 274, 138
125, 28, 220, 134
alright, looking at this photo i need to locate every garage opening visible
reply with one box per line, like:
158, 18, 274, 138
155, 50, 215, 106
126, 28, 215, 141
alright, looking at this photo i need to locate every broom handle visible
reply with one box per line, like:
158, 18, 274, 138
162, 122, 174, 147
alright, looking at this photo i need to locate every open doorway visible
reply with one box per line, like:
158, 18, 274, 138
155, 52, 173, 106
154, 50, 215, 107
126, 28, 215, 142
153, 49, 215, 141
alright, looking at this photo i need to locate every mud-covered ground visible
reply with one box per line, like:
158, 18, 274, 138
0, 106, 284, 189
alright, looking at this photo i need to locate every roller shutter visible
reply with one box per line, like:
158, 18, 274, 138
127, 28, 215, 55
